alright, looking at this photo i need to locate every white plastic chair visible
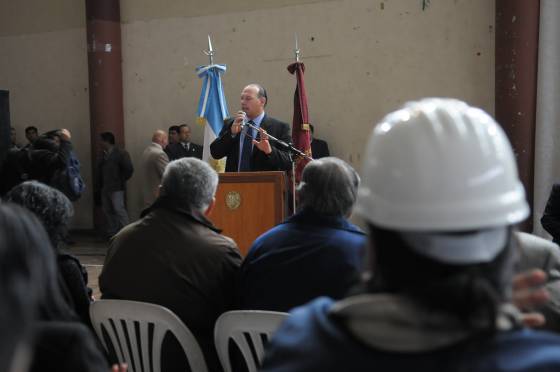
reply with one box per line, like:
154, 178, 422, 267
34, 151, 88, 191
214, 310, 289, 372
89, 299, 208, 372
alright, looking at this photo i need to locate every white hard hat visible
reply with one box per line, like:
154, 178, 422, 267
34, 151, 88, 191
356, 98, 529, 262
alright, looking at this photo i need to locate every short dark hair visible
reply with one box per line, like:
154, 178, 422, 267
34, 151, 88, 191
309, 124, 315, 134
100, 132, 115, 145
25, 126, 38, 134
168, 125, 180, 133
178, 124, 190, 130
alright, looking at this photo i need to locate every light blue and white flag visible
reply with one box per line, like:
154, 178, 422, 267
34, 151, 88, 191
196, 64, 228, 172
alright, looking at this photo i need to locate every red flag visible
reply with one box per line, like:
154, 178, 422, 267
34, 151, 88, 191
287, 61, 312, 184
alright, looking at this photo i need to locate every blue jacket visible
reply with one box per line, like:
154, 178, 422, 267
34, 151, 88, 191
237, 208, 366, 312
262, 297, 560, 372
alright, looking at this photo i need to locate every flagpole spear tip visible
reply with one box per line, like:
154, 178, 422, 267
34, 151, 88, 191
294, 33, 300, 62
203, 34, 214, 65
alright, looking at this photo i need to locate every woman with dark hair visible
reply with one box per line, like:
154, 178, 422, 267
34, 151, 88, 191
0, 204, 126, 372
261, 99, 560, 371
5, 180, 93, 325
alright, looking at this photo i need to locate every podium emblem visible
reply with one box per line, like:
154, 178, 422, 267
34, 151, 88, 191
225, 191, 241, 210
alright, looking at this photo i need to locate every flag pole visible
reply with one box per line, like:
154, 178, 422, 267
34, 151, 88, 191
203, 34, 214, 65
294, 33, 300, 62
291, 33, 301, 214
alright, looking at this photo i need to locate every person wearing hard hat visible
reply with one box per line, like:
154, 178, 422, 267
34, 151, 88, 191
260, 98, 560, 372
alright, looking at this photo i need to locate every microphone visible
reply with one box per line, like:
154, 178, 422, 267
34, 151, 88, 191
238, 111, 247, 128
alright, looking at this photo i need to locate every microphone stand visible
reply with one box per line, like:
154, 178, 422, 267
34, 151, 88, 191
241, 121, 314, 215
241, 121, 314, 161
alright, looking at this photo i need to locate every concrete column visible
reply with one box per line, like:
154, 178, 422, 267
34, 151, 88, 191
86, 0, 124, 229
495, 0, 540, 231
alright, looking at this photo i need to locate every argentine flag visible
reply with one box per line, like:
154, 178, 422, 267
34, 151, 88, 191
196, 64, 228, 172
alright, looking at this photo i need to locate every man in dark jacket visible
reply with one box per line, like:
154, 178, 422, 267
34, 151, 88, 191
310, 124, 330, 159
542, 184, 560, 244
165, 124, 203, 160
210, 84, 292, 172
95, 132, 134, 238
100, 157, 242, 372
238, 157, 365, 312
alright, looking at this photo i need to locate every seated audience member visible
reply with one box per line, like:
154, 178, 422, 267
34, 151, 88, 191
542, 184, 560, 244
515, 232, 560, 331
100, 157, 242, 372
309, 124, 330, 159
5, 181, 93, 326
141, 130, 169, 207
27, 129, 73, 184
238, 157, 366, 312
166, 124, 203, 160
0, 204, 117, 372
261, 99, 560, 372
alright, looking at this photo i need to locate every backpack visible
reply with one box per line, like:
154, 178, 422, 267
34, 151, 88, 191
50, 150, 85, 201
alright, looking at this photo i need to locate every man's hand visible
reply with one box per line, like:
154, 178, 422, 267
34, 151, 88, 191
231, 111, 245, 135
512, 269, 550, 327
60, 128, 71, 141
111, 363, 128, 372
253, 128, 272, 155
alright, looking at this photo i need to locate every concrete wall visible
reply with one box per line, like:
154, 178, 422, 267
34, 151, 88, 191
0, 0, 495, 228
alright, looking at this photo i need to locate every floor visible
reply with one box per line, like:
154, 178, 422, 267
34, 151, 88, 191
66, 231, 107, 299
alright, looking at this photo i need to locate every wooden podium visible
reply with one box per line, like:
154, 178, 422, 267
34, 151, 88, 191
210, 171, 286, 256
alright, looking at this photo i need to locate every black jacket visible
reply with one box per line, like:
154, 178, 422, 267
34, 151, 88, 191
311, 138, 330, 159
165, 142, 203, 160
542, 184, 560, 244
210, 115, 292, 172
28, 137, 72, 184
96, 147, 133, 192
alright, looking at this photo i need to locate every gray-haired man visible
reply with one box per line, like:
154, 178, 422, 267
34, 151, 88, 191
100, 157, 241, 372
237, 157, 366, 312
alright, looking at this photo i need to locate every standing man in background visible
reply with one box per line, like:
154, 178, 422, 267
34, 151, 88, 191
166, 124, 203, 160
95, 132, 134, 239
141, 130, 169, 207
310, 124, 330, 159
210, 83, 292, 172
10, 127, 19, 150
24, 126, 39, 148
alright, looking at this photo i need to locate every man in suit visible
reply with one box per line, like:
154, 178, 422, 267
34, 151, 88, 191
210, 83, 292, 172
141, 130, 169, 207
310, 124, 330, 159
166, 124, 203, 160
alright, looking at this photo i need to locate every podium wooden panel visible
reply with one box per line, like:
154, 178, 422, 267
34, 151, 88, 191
210, 171, 286, 256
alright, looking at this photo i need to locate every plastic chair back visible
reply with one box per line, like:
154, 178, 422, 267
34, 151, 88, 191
90, 299, 208, 372
214, 310, 288, 372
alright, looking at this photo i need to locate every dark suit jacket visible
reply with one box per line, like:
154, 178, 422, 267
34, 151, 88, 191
210, 115, 292, 172
165, 142, 203, 160
542, 184, 560, 244
311, 138, 330, 159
